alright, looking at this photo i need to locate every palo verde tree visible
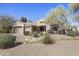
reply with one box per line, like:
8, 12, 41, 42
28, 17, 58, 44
45, 5, 67, 26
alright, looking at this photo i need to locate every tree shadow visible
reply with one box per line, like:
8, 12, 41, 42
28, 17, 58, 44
3, 42, 23, 49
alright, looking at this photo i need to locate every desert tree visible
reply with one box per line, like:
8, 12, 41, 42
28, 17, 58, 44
45, 5, 67, 26
68, 3, 79, 13
67, 3, 79, 27
20, 16, 27, 22
0, 15, 16, 33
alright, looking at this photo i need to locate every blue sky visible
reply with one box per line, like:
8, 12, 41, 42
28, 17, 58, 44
0, 3, 69, 21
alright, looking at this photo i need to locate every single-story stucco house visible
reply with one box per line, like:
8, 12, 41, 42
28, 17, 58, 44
12, 18, 79, 35
12, 18, 57, 35
13, 20, 46, 34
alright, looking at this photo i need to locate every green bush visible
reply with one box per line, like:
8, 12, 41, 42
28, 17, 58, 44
66, 29, 78, 36
42, 33, 54, 44
24, 31, 30, 35
0, 34, 16, 48
66, 31, 78, 36
39, 32, 43, 36
47, 30, 53, 34
58, 29, 65, 34
32, 31, 39, 37
0, 29, 8, 33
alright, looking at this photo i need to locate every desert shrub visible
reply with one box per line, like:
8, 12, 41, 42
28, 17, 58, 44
0, 34, 16, 48
24, 31, 30, 35
58, 29, 65, 34
47, 30, 53, 34
0, 29, 8, 33
39, 32, 43, 36
66, 28, 78, 36
32, 31, 39, 37
42, 33, 54, 44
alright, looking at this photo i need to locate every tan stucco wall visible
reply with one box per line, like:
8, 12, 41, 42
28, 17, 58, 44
13, 22, 24, 34
13, 21, 33, 34
25, 27, 32, 32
